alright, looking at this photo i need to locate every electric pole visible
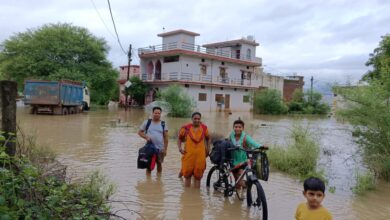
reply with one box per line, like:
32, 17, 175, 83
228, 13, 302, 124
310, 76, 314, 104
125, 44, 132, 111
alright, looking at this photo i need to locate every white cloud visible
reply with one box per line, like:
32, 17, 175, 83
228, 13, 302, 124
1, 0, 388, 84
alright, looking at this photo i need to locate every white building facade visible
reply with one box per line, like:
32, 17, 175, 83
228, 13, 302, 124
138, 29, 265, 112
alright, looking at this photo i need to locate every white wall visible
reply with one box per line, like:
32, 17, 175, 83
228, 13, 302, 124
154, 84, 253, 111
162, 34, 196, 46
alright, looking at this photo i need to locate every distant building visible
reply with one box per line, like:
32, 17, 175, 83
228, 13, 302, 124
137, 29, 265, 111
254, 67, 284, 95
117, 65, 140, 106
283, 75, 304, 102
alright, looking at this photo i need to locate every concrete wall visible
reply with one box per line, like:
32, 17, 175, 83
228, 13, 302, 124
162, 34, 195, 46
151, 84, 253, 111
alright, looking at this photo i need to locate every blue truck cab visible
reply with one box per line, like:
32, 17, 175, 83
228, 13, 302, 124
24, 80, 90, 115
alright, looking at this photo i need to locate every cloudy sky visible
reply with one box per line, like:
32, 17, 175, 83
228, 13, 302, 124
1, 0, 389, 86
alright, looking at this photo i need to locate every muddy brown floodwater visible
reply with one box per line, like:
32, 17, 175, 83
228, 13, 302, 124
17, 107, 390, 220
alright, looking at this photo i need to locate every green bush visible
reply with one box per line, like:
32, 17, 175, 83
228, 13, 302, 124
253, 89, 288, 114
352, 171, 376, 195
267, 124, 322, 179
0, 132, 114, 219
288, 89, 330, 114
156, 84, 195, 117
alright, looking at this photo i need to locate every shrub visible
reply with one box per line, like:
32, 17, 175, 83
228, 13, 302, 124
267, 124, 322, 179
156, 84, 195, 117
352, 171, 376, 195
253, 89, 288, 114
0, 132, 114, 219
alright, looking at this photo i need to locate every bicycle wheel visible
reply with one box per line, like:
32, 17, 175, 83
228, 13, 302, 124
206, 165, 232, 196
206, 166, 222, 192
247, 180, 268, 220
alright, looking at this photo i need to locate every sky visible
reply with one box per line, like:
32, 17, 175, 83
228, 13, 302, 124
1, 0, 389, 87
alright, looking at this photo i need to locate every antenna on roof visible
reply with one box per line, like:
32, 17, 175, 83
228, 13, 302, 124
162, 27, 165, 32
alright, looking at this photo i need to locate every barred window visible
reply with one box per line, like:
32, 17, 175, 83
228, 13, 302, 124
199, 93, 207, 101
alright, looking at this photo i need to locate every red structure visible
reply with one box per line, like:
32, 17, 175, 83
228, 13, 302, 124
283, 76, 304, 102
117, 65, 140, 106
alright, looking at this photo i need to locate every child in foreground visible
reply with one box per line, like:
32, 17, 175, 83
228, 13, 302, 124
295, 177, 333, 220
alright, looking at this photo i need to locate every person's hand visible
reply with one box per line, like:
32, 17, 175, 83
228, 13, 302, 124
145, 136, 151, 142
179, 147, 186, 155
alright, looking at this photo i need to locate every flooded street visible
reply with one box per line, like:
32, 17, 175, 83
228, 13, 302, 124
17, 107, 390, 220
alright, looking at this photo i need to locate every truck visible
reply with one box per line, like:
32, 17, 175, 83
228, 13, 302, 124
24, 80, 90, 115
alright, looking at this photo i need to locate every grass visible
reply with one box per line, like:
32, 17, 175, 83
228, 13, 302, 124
267, 124, 323, 180
352, 171, 376, 195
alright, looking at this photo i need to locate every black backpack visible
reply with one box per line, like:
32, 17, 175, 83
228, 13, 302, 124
137, 142, 158, 169
210, 139, 234, 165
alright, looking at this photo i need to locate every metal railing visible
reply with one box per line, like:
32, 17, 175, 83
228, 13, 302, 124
141, 72, 253, 87
138, 42, 262, 64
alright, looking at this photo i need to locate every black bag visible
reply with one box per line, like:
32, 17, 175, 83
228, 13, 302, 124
210, 139, 234, 165
137, 142, 158, 169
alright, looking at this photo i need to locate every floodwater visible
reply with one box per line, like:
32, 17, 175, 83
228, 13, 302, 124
16, 107, 390, 220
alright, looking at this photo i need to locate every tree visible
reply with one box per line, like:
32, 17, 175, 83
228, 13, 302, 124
363, 34, 390, 91
126, 76, 149, 105
336, 34, 390, 181
0, 23, 118, 105
156, 84, 195, 117
253, 89, 288, 114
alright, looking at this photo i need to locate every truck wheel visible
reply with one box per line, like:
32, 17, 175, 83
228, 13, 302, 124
69, 107, 75, 114
82, 102, 90, 111
62, 107, 68, 115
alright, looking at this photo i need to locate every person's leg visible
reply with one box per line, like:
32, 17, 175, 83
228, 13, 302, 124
184, 177, 192, 187
233, 169, 245, 189
157, 152, 164, 173
146, 168, 151, 176
194, 179, 201, 188
157, 162, 162, 173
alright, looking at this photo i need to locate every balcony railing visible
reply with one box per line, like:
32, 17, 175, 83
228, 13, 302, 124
141, 72, 254, 87
138, 42, 262, 64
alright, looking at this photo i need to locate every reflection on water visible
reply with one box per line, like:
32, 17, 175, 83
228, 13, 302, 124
17, 107, 390, 220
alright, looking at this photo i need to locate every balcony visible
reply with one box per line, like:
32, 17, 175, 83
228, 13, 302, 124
138, 42, 262, 65
141, 72, 255, 87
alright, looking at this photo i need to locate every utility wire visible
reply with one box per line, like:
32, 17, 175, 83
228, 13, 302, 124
107, 0, 127, 55
90, 0, 116, 40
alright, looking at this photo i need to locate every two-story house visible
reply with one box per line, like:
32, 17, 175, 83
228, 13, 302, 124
138, 29, 264, 111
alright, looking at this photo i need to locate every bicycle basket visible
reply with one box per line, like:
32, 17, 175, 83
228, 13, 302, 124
254, 152, 269, 181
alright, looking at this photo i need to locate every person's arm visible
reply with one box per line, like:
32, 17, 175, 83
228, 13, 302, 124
178, 127, 186, 154
245, 135, 262, 149
138, 130, 151, 142
162, 129, 168, 155
205, 129, 210, 156
138, 120, 151, 142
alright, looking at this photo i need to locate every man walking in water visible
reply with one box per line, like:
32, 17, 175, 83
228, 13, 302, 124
138, 106, 168, 174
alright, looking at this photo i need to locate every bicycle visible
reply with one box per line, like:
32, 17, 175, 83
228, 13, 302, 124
206, 146, 269, 220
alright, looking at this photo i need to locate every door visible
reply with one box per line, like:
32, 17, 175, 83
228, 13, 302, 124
224, 94, 230, 109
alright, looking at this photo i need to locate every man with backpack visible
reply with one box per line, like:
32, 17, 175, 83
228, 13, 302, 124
138, 106, 168, 174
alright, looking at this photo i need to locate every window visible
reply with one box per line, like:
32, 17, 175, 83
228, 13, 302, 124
215, 94, 224, 103
200, 64, 207, 75
247, 49, 252, 59
184, 84, 189, 88
201, 85, 205, 89
199, 93, 207, 101
163, 56, 179, 63
243, 95, 250, 103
